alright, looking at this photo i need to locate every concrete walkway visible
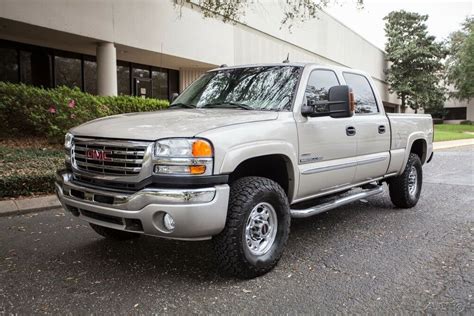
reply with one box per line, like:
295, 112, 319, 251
1, 138, 473, 217
433, 138, 474, 151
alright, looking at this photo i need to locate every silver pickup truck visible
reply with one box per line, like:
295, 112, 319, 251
56, 63, 433, 278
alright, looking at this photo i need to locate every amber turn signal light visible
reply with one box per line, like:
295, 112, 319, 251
190, 165, 206, 174
192, 140, 213, 157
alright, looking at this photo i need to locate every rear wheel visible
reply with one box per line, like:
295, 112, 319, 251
213, 176, 291, 279
89, 223, 141, 241
388, 153, 423, 208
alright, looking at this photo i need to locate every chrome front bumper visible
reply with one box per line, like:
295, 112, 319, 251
55, 171, 230, 240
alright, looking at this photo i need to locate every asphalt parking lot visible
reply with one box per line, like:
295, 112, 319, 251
1, 146, 472, 314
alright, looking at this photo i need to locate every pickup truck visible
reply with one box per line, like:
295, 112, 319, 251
56, 63, 433, 278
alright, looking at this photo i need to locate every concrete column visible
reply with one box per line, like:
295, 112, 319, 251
96, 42, 117, 96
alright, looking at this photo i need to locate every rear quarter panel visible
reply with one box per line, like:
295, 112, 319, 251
387, 113, 433, 174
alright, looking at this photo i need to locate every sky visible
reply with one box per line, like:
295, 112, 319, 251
325, 0, 473, 50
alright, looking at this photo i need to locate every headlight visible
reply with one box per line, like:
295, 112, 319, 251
64, 132, 74, 150
64, 132, 74, 166
153, 138, 213, 176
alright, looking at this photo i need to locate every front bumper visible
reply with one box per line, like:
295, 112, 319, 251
55, 171, 230, 240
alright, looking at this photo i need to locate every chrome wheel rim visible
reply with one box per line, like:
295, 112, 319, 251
245, 202, 278, 256
408, 166, 418, 196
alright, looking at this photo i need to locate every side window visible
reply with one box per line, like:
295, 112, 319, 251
305, 70, 339, 107
342, 72, 379, 114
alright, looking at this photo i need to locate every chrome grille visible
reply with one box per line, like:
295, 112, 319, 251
72, 139, 149, 176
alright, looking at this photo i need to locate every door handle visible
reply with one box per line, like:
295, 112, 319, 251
346, 126, 356, 136
378, 125, 386, 134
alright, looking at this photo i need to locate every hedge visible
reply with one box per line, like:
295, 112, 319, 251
0, 82, 169, 143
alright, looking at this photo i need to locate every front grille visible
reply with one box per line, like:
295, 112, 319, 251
73, 139, 148, 176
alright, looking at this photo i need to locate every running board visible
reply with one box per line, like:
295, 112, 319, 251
290, 185, 384, 219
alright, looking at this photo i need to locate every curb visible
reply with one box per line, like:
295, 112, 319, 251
433, 139, 474, 151
0, 195, 62, 217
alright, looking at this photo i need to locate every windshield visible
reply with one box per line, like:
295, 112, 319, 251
172, 66, 302, 111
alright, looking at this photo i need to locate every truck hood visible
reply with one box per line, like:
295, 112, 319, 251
71, 109, 279, 140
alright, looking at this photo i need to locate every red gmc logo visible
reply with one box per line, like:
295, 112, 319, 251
86, 149, 112, 161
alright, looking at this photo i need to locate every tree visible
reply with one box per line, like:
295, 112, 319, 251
174, 0, 363, 28
384, 10, 447, 113
446, 17, 474, 101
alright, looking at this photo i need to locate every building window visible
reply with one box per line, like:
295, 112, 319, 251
19, 51, 32, 85
133, 65, 150, 79
1, 40, 180, 98
117, 63, 131, 95
169, 69, 179, 98
445, 107, 467, 120
343, 72, 379, 114
55, 55, 82, 89
0, 47, 19, 83
84, 59, 97, 95
152, 69, 168, 100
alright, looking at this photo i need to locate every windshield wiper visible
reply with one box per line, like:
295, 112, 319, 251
201, 102, 254, 110
169, 103, 196, 109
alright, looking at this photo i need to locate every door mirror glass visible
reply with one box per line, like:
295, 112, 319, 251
170, 92, 179, 102
301, 85, 354, 118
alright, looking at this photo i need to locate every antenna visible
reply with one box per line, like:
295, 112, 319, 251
282, 53, 290, 63
219, 64, 228, 68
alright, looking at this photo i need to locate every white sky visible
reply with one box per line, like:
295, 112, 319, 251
325, 0, 473, 50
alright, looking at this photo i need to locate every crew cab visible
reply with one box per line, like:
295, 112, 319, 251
56, 63, 433, 278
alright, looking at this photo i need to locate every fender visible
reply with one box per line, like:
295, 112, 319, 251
218, 140, 300, 201
398, 132, 428, 174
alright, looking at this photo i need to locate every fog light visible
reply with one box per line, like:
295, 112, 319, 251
163, 213, 176, 231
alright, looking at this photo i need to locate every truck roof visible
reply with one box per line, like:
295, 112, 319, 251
209, 63, 365, 75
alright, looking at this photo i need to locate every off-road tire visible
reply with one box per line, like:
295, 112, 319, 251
388, 153, 423, 208
89, 223, 141, 241
213, 176, 291, 279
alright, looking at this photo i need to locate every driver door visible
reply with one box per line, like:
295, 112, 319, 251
296, 69, 357, 199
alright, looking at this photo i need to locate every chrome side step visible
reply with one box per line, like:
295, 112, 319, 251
290, 185, 384, 219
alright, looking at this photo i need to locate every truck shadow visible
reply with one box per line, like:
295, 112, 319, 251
63, 193, 397, 285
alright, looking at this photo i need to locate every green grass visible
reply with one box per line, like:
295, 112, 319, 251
0, 145, 64, 198
434, 124, 474, 142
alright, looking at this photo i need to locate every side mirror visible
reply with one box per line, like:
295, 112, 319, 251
301, 85, 355, 118
170, 92, 179, 103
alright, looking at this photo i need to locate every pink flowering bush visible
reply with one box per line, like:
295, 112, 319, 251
0, 82, 169, 143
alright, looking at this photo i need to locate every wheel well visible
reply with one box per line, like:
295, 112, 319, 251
410, 139, 427, 163
228, 155, 294, 200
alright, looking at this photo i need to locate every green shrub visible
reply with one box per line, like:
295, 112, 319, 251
460, 120, 473, 125
0, 82, 169, 143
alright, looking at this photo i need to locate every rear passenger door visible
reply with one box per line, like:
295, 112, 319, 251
342, 72, 390, 183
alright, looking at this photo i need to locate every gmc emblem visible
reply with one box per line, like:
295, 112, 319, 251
86, 149, 112, 161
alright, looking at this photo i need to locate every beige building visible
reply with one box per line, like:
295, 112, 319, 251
2, 0, 467, 118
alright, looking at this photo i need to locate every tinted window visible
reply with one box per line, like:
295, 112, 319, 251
20, 51, 32, 84
343, 72, 378, 114
55, 56, 82, 89
174, 66, 302, 111
117, 64, 131, 95
84, 60, 97, 94
133, 66, 150, 79
0, 47, 19, 83
152, 69, 168, 100
305, 69, 339, 104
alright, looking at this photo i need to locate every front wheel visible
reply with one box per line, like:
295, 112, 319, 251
388, 153, 423, 208
213, 177, 291, 279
